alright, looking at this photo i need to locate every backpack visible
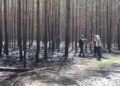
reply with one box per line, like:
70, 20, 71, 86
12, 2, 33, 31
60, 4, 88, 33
95, 38, 101, 47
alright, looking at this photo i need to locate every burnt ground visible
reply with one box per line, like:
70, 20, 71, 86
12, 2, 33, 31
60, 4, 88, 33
0, 47, 120, 86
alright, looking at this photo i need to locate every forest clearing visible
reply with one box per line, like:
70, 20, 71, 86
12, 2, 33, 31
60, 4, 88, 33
0, 0, 120, 86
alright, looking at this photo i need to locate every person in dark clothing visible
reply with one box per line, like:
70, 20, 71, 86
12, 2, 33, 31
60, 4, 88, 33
79, 35, 87, 57
92, 35, 97, 57
93, 35, 102, 61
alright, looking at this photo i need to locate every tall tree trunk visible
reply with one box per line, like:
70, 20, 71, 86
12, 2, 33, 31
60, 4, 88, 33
99, 0, 102, 37
29, 16, 31, 48
96, 0, 98, 34
102, 1, 106, 48
54, 0, 58, 51
65, 0, 71, 59
72, 0, 75, 50
107, 0, 111, 53
4, 0, 9, 56
44, 0, 48, 60
17, 0, 23, 61
23, 0, 27, 68
13, 0, 17, 50
118, 19, 120, 50
36, 0, 40, 63
118, 4, 120, 50
85, 0, 88, 52
52, 0, 55, 53
11, 0, 14, 48
57, 0, 61, 52
90, 0, 93, 53
109, 0, 112, 52
48, 0, 51, 53
75, 0, 78, 53
0, 0, 2, 56
31, 0, 34, 46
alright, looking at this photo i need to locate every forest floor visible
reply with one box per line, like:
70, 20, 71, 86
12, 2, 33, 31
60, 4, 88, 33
0, 47, 120, 86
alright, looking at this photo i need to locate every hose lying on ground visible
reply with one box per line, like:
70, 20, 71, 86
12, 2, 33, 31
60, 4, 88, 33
0, 65, 57, 77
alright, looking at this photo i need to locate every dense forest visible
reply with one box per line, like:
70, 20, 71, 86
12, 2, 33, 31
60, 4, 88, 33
0, 0, 120, 86
0, 0, 120, 67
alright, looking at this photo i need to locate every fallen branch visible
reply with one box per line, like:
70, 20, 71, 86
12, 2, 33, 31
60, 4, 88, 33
0, 67, 33, 72
0, 66, 57, 77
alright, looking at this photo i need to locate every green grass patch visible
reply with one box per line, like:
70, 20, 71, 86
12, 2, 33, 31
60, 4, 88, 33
116, 56, 120, 58
90, 59, 120, 69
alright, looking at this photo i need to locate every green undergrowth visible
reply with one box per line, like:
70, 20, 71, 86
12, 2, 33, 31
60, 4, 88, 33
90, 59, 120, 69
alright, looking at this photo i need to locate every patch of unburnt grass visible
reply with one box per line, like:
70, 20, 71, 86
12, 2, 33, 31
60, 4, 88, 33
90, 59, 120, 69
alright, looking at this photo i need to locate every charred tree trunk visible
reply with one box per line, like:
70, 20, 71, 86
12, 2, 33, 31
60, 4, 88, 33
48, 0, 51, 53
96, 0, 98, 34
51, 0, 55, 53
29, 16, 31, 48
0, 0, 2, 56
109, 0, 112, 52
4, 0, 9, 56
118, 5, 120, 50
65, 0, 70, 59
31, 0, 34, 46
36, 0, 40, 63
17, 0, 23, 61
118, 20, 120, 50
72, 0, 75, 50
90, 0, 94, 53
23, 0, 27, 68
85, 0, 88, 52
54, 0, 59, 52
57, 0, 61, 52
11, 0, 14, 48
75, 0, 78, 53
44, 0, 48, 60
107, 0, 111, 53
99, 0, 102, 37
13, 0, 17, 51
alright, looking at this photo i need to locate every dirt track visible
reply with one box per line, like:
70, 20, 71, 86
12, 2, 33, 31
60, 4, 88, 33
0, 53, 120, 86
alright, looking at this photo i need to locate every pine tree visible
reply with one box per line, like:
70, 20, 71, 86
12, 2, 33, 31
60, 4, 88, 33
65, 0, 71, 59
17, 0, 23, 61
36, 0, 40, 63
4, 0, 9, 56
107, 0, 111, 53
48, 0, 52, 52
0, 0, 2, 56
31, 0, 34, 46
118, 4, 120, 50
13, 0, 17, 50
52, 0, 55, 53
23, 0, 27, 68
72, 0, 75, 50
96, 0, 98, 34
57, 0, 61, 52
44, 0, 48, 60
75, 0, 78, 53
90, 0, 94, 53
85, 0, 88, 52
99, 0, 102, 37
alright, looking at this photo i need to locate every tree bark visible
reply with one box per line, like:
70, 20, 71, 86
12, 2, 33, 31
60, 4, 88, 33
0, 0, 2, 56
17, 0, 23, 61
75, 0, 78, 53
65, 0, 71, 59
4, 0, 9, 56
36, 0, 40, 63
44, 0, 48, 60
23, 0, 27, 68
72, 0, 75, 50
